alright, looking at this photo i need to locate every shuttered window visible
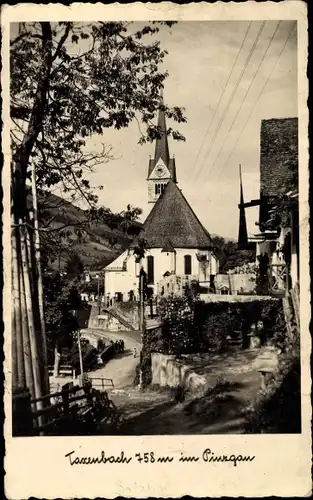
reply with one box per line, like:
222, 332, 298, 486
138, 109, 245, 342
184, 255, 192, 275
147, 256, 154, 284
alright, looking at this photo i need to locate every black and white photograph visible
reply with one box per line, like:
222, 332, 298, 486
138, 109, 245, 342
3, 2, 310, 498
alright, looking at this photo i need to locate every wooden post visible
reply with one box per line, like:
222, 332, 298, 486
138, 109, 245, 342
139, 273, 145, 330
97, 274, 101, 316
77, 329, 84, 378
12, 388, 34, 437
11, 221, 26, 390
19, 222, 44, 407
31, 162, 49, 395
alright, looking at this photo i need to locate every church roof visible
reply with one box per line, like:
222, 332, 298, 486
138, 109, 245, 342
141, 180, 212, 249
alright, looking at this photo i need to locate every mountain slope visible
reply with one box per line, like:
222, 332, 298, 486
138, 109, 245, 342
36, 192, 142, 270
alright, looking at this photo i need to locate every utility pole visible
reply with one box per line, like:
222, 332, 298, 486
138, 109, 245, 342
96, 273, 101, 316
139, 271, 145, 331
77, 329, 84, 382
139, 269, 146, 390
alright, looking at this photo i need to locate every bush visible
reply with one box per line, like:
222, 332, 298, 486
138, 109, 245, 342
157, 295, 199, 355
140, 297, 284, 387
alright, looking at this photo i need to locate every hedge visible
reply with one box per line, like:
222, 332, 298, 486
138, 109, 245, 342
140, 296, 283, 387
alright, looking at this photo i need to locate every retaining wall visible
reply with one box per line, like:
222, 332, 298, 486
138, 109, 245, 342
151, 353, 207, 393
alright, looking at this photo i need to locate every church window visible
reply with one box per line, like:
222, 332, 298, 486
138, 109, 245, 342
184, 255, 192, 275
147, 256, 154, 284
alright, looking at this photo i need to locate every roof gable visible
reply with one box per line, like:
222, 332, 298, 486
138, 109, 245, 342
148, 157, 177, 182
148, 158, 172, 180
141, 180, 212, 249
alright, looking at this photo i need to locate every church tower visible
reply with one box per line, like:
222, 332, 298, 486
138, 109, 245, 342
147, 90, 177, 203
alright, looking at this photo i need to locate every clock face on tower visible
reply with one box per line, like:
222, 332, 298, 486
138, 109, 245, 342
156, 165, 165, 177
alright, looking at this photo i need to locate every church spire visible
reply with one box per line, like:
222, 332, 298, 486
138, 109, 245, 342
238, 164, 249, 249
147, 88, 177, 203
154, 89, 170, 166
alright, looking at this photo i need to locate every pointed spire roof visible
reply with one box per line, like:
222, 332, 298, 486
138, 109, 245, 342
142, 180, 212, 248
154, 89, 170, 165
238, 164, 249, 248
147, 89, 177, 182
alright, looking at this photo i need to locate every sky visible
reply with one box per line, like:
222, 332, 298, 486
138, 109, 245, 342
85, 20, 297, 240
14, 20, 297, 240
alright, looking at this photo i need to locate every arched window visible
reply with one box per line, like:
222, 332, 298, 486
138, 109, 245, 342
147, 256, 154, 284
184, 255, 192, 275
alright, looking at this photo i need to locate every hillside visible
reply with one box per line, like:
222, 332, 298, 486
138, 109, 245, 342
36, 192, 142, 270
35, 193, 243, 272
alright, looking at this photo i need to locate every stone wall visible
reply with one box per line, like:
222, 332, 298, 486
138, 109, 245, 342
200, 293, 274, 303
151, 353, 207, 393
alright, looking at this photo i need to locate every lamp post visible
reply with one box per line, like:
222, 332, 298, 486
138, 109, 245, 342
73, 309, 83, 382
96, 273, 101, 316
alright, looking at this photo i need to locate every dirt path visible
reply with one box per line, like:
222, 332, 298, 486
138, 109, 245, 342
50, 329, 142, 392
109, 349, 262, 435
80, 328, 142, 390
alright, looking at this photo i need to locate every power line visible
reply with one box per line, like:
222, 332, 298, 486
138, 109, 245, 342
217, 21, 296, 180
192, 21, 252, 177
193, 21, 266, 185
205, 21, 281, 181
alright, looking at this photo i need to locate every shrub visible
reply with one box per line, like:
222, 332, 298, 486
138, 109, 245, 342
157, 295, 199, 355
141, 296, 284, 387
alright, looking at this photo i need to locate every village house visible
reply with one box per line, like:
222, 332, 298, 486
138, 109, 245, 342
104, 93, 219, 302
239, 117, 299, 294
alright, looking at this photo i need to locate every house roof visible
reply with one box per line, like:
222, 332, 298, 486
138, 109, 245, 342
259, 117, 298, 227
141, 180, 212, 249
260, 117, 298, 198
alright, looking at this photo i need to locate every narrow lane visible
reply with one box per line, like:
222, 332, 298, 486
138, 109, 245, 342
80, 328, 142, 389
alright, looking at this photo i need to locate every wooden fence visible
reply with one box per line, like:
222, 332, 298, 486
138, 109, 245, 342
48, 365, 76, 378
13, 381, 120, 436
88, 377, 114, 390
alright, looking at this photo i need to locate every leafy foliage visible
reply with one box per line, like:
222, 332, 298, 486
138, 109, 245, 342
157, 296, 199, 355
65, 252, 85, 278
212, 237, 255, 273
43, 272, 82, 362
11, 22, 186, 274
11, 21, 186, 208
140, 298, 284, 387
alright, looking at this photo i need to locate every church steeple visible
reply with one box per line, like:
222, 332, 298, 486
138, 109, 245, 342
147, 89, 177, 204
238, 164, 249, 249
154, 89, 170, 167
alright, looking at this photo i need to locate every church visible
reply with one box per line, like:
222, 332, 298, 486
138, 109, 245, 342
104, 94, 219, 302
